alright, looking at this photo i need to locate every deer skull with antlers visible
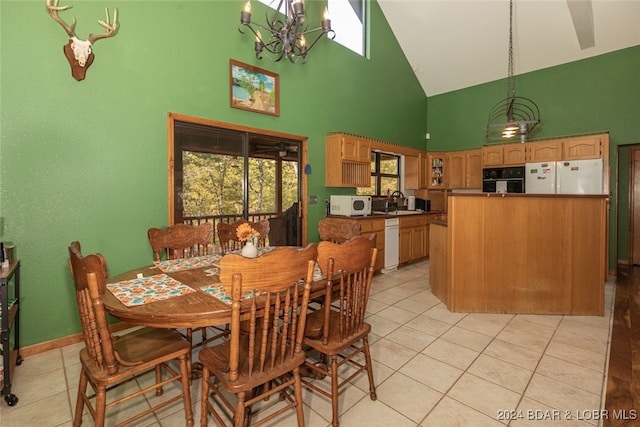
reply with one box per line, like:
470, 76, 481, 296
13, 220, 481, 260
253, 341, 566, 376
46, 0, 118, 81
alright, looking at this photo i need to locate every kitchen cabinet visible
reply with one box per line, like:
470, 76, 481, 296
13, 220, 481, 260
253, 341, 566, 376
405, 152, 431, 190
1, 261, 21, 406
466, 149, 483, 188
448, 149, 482, 189
325, 133, 371, 187
482, 144, 526, 167
399, 215, 427, 264
526, 140, 562, 162
428, 153, 447, 189
447, 152, 465, 189
562, 135, 603, 160
359, 218, 385, 271
340, 134, 371, 163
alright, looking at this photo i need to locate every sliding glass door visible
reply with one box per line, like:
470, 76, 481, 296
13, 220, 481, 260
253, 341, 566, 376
169, 114, 303, 246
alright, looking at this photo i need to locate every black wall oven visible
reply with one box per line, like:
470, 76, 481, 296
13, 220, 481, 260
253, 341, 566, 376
482, 166, 525, 193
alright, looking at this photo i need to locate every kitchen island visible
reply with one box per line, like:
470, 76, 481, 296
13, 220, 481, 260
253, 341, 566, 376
429, 193, 608, 315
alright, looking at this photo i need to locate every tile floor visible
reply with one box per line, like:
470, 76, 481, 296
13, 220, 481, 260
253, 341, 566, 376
1, 260, 616, 426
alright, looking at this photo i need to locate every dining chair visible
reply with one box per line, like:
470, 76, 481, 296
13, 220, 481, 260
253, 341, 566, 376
198, 243, 318, 427
300, 235, 378, 427
147, 222, 214, 262
217, 219, 270, 254
318, 217, 362, 243
147, 222, 223, 355
67, 241, 193, 427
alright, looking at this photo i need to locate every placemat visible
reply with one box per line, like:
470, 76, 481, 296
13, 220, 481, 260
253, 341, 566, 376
154, 254, 222, 273
107, 274, 195, 307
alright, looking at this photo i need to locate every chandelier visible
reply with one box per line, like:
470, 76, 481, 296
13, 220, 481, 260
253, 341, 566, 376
485, 0, 541, 143
239, 0, 335, 63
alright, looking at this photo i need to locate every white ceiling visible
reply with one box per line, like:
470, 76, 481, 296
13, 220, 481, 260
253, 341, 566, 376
377, 0, 640, 97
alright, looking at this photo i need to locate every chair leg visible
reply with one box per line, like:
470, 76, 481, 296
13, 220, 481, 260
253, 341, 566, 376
234, 392, 247, 427
330, 355, 340, 427
363, 336, 377, 400
292, 368, 305, 427
155, 364, 163, 396
200, 366, 210, 427
179, 354, 195, 427
73, 370, 88, 427
95, 385, 107, 427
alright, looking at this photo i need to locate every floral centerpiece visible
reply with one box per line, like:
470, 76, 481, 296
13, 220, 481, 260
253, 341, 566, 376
236, 223, 259, 258
236, 223, 259, 243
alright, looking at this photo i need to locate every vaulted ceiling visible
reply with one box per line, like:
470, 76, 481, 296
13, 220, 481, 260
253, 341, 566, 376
377, 0, 640, 97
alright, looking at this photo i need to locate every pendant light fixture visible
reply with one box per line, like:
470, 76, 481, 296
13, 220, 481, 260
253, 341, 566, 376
485, 0, 541, 143
239, 0, 335, 64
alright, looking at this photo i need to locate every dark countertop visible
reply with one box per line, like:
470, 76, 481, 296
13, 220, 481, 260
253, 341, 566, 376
327, 210, 446, 220
450, 192, 609, 199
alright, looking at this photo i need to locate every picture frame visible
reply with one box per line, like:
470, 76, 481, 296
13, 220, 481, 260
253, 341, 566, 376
230, 59, 280, 116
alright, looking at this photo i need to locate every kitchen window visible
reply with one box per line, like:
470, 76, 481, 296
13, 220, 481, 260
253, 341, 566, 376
356, 152, 400, 196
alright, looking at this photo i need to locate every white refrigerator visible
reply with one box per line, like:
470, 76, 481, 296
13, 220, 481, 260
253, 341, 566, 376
556, 159, 604, 194
525, 162, 556, 194
526, 159, 604, 194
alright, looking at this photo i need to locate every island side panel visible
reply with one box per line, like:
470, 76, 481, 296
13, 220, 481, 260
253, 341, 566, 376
446, 194, 606, 315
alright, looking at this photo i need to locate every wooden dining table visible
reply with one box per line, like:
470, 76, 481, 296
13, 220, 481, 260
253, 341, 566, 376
101, 249, 327, 330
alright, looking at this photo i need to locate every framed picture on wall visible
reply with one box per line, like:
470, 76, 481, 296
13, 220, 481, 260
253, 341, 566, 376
230, 59, 280, 116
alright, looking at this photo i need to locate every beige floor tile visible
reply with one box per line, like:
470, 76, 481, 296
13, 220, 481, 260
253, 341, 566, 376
369, 290, 408, 305
422, 339, 480, 370
376, 372, 442, 423
447, 373, 521, 419
392, 296, 431, 314
467, 354, 534, 394
370, 337, 418, 370
365, 313, 404, 337
399, 353, 463, 393
339, 396, 416, 427
385, 325, 437, 352
439, 325, 494, 352
513, 396, 597, 427
482, 338, 544, 371
376, 305, 421, 324
0, 390, 72, 426
404, 314, 453, 337
523, 373, 601, 417
420, 396, 505, 427
544, 340, 607, 372
456, 313, 513, 337
422, 304, 467, 325
535, 354, 605, 395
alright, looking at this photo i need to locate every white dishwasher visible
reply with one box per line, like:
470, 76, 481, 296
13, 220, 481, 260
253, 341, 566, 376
382, 217, 399, 274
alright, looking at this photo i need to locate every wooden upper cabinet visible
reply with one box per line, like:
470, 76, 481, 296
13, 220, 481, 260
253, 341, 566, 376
503, 144, 526, 165
340, 135, 370, 162
419, 153, 430, 189
404, 155, 420, 190
482, 144, 525, 167
482, 146, 503, 167
527, 141, 562, 162
465, 149, 482, 188
325, 133, 371, 187
562, 135, 603, 160
447, 152, 465, 189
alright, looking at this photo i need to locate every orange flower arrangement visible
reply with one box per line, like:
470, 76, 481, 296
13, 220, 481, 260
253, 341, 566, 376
236, 223, 259, 243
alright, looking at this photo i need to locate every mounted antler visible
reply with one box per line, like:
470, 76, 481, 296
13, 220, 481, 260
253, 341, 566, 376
45, 0, 118, 81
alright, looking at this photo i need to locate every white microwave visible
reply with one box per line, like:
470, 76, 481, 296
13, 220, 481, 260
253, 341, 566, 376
329, 195, 372, 217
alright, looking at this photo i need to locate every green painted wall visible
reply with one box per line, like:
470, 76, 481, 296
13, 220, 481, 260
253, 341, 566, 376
0, 1, 427, 346
427, 45, 640, 269
2, 0, 637, 348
